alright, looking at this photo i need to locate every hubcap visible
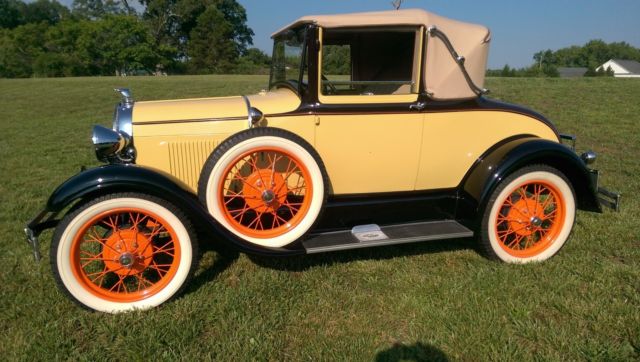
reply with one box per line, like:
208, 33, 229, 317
119, 252, 135, 268
530, 216, 543, 227
241, 168, 288, 213
102, 229, 154, 276
262, 189, 276, 203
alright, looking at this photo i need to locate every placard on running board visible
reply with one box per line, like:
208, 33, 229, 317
303, 220, 473, 254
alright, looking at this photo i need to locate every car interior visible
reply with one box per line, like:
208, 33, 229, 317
321, 27, 419, 96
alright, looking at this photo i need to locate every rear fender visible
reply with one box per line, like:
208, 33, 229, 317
461, 137, 601, 217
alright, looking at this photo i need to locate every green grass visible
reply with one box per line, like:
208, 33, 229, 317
1, 75, 638, 360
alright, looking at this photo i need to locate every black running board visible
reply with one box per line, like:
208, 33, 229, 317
303, 220, 473, 254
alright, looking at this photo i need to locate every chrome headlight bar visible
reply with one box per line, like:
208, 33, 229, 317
92, 88, 136, 163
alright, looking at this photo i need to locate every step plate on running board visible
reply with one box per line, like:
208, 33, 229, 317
303, 220, 473, 254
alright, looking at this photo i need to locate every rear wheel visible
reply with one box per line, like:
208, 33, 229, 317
51, 193, 197, 313
479, 165, 576, 263
199, 128, 327, 248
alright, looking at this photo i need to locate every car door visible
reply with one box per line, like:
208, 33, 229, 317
314, 26, 425, 195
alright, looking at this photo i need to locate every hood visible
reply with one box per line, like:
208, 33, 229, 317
132, 88, 301, 124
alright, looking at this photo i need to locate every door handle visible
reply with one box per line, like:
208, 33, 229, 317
409, 102, 426, 111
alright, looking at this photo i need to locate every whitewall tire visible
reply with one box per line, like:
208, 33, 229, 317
51, 193, 197, 313
198, 128, 327, 248
479, 165, 576, 263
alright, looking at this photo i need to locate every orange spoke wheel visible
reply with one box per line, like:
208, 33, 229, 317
218, 147, 313, 239
70, 208, 181, 302
494, 180, 566, 257
481, 165, 576, 263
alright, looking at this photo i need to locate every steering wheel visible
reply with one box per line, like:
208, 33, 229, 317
321, 74, 338, 94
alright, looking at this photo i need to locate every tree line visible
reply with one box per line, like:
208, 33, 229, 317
0, 0, 271, 78
487, 40, 640, 77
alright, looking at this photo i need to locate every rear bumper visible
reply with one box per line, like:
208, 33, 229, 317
589, 169, 621, 212
597, 187, 621, 212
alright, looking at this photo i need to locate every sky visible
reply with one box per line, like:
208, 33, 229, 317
55, 0, 640, 69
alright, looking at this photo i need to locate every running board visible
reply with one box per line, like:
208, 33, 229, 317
303, 220, 473, 254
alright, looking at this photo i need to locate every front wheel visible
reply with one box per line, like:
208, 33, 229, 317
51, 193, 197, 313
479, 165, 576, 263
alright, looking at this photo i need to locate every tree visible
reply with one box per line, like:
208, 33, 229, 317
534, 40, 640, 69
0, 22, 49, 77
605, 66, 614, 76
36, 19, 90, 76
72, 0, 132, 20
0, 0, 26, 29
215, 0, 253, 54
22, 0, 70, 25
533, 49, 555, 70
1, 0, 69, 29
323, 45, 350, 75
141, 0, 254, 73
500, 64, 515, 77
234, 47, 270, 74
76, 15, 158, 75
187, 5, 237, 73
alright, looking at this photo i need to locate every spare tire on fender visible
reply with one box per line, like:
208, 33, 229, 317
198, 128, 328, 248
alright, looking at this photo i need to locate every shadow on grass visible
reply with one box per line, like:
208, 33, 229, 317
184, 234, 241, 295
248, 237, 475, 272
184, 225, 474, 295
375, 342, 449, 361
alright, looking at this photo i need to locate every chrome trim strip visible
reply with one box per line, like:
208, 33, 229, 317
241, 95, 253, 128
131, 116, 247, 126
113, 104, 133, 136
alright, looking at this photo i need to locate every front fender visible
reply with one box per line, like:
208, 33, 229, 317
462, 137, 601, 215
29, 164, 302, 257
46, 164, 195, 212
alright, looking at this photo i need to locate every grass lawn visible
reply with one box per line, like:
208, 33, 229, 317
1, 75, 638, 360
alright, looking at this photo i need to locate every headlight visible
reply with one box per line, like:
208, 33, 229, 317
92, 125, 132, 162
93, 88, 136, 163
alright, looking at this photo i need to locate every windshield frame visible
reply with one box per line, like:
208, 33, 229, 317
268, 25, 308, 95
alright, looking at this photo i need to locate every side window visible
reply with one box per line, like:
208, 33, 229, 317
321, 28, 419, 97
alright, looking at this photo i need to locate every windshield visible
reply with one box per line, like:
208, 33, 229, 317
269, 26, 307, 93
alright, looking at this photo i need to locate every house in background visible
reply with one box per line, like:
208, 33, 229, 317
558, 67, 587, 78
597, 59, 640, 78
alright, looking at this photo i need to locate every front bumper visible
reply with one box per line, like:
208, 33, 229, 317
24, 210, 60, 261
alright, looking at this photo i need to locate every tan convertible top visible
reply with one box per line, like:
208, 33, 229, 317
273, 9, 491, 100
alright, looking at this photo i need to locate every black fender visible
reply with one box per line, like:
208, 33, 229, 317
461, 136, 601, 218
39, 164, 303, 256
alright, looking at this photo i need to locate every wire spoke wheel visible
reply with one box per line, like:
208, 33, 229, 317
495, 180, 565, 257
218, 147, 313, 239
480, 165, 576, 263
70, 208, 181, 302
200, 128, 327, 247
53, 194, 196, 312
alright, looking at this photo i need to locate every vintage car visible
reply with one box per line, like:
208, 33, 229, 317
25, 9, 619, 312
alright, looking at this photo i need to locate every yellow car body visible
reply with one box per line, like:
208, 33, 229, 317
132, 89, 558, 194
26, 8, 619, 313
